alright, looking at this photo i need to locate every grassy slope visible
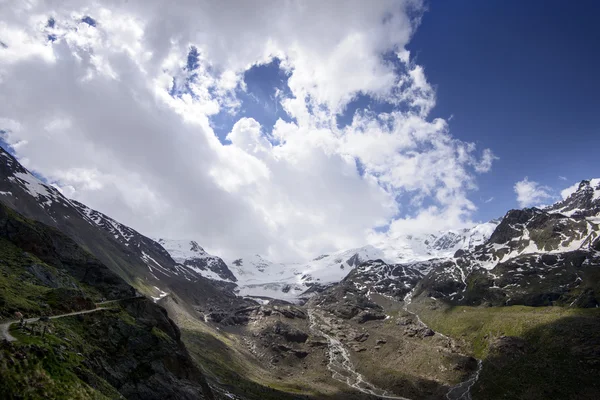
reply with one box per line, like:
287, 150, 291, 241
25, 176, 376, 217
0, 215, 194, 399
0, 211, 119, 398
1, 313, 123, 400
0, 237, 50, 317
0, 237, 106, 319
413, 300, 600, 399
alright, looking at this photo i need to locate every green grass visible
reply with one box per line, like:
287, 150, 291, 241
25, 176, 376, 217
181, 328, 310, 400
413, 301, 600, 399
414, 303, 600, 358
0, 234, 118, 399
1, 323, 114, 400
0, 237, 106, 320
0, 238, 52, 318
151, 326, 175, 342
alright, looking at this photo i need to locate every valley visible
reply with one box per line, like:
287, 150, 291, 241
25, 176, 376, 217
1, 147, 599, 399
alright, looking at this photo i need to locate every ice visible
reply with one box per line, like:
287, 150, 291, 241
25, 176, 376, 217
12, 171, 55, 200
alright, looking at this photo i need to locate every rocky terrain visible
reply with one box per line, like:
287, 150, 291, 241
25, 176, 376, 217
156, 239, 237, 282
412, 205, 600, 308
0, 202, 215, 399
0, 147, 239, 311
2, 147, 600, 399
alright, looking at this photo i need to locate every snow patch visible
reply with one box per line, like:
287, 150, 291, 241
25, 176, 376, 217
151, 286, 169, 302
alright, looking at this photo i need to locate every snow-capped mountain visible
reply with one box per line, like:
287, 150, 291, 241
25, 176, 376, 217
6, 141, 596, 309
546, 178, 600, 219
410, 179, 600, 307
372, 220, 500, 264
226, 222, 501, 301
309, 178, 600, 310
228, 245, 387, 301
0, 147, 238, 305
156, 239, 236, 282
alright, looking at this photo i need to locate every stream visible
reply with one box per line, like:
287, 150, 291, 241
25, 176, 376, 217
445, 359, 482, 400
308, 310, 411, 400
402, 288, 483, 400
305, 287, 483, 400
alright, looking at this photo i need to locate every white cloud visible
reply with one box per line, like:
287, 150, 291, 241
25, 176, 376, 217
484, 196, 494, 203
560, 182, 580, 200
0, 0, 496, 262
474, 148, 498, 173
558, 175, 567, 181
514, 177, 553, 208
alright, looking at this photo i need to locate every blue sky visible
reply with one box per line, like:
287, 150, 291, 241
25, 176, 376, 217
1, 0, 598, 260
407, 0, 600, 220
206, 0, 600, 224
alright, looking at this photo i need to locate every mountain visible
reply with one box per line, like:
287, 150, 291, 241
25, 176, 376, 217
0, 201, 215, 399
310, 180, 600, 309
156, 238, 236, 282
325, 180, 600, 309
546, 178, 600, 219
371, 220, 500, 263
0, 147, 243, 315
411, 183, 600, 308
0, 147, 174, 296
228, 222, 499, 301
228, 245, 387, 301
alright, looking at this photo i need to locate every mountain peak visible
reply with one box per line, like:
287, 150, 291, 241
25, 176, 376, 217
189, 240, 204, 253
157, 238, 236, 282
547, 178, 600, 218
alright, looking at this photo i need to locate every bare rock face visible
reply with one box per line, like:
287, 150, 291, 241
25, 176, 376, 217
354, 332, 369, 342
489, 336, 528, 358
356, 310, 387, 323
272, 321, 309, 343
411, 202, 600, 308
545, 179, 600, 218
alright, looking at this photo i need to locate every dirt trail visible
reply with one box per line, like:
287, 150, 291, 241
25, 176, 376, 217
0, 296, 144, 342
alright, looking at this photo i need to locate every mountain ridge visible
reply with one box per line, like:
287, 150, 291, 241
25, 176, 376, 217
3, 145, 600, 399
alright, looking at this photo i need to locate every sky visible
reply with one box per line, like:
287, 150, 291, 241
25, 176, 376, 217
0, 0, 598, 262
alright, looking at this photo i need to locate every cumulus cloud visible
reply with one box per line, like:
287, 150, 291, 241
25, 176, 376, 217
474, 149, 498, 173
514, 177, 553, 208
560, 182, 580, 200
0, 0, 495, 262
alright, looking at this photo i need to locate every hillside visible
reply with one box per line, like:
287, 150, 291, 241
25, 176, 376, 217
0, 203, 214, 399
2, 147, 600, 399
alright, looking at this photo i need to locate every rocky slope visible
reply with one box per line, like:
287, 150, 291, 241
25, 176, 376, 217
546, 178, 600, 218
0, 148, 240, 313
0, 204, 215, 399
0, 148, 162, 291
156, 238, 236, 282
411, 185, 600, 307
0, 202, 133, 308
227, 221, 499, 302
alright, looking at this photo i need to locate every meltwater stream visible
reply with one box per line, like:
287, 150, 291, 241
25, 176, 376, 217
445, 359, 482, 400
402, 288, 483, 400
307, 288, 483, 400
308, 310, 411, 400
